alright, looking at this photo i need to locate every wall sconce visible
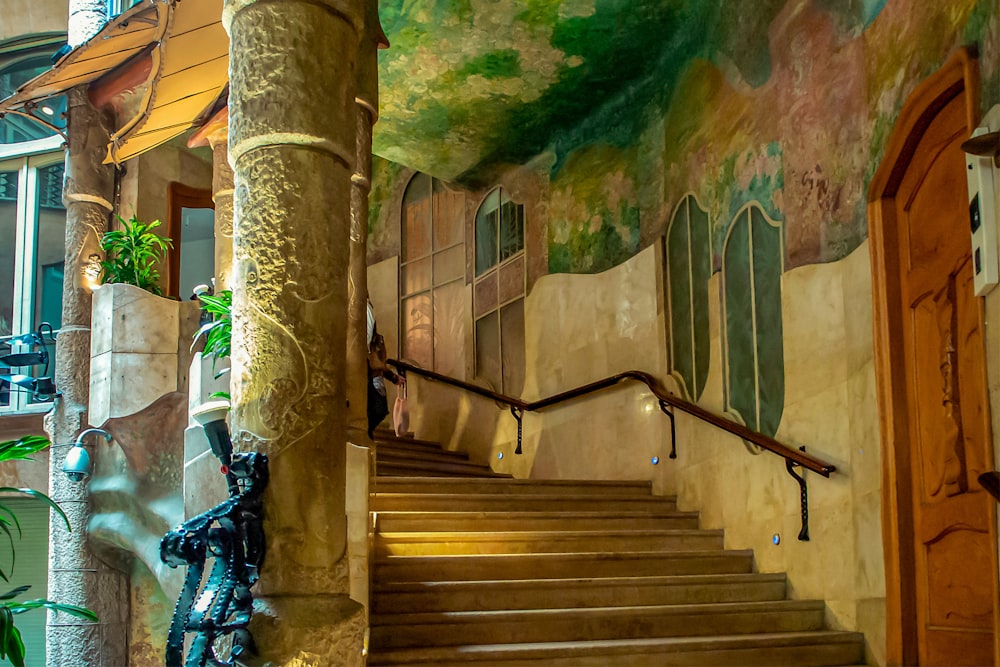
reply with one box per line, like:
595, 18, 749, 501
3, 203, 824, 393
61, 428, 113, 482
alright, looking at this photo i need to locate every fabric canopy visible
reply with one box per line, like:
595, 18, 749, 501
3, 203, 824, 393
0, 0, 228, 165
0, 2, 165, 110
105, 0, 228, 164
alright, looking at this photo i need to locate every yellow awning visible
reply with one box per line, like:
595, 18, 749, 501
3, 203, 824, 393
0, 1, 166, 110
0, 0, 228, 165
106, 0, 228, 164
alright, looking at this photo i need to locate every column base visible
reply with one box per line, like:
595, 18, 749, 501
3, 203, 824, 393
249, 594, 365, 667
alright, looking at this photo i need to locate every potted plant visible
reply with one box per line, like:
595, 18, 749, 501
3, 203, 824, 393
0, 435, 96, 667
99, 214, 172, 295
193, 289, 233, 402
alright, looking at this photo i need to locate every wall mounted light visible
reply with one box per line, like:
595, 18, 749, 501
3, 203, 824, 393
61, 428, 113, 482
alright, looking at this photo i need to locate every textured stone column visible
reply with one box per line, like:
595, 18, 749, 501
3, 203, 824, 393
209, 134, 235, 291
68, 0, 107, 47
346, 2, 386, 438
224, 0, 370, 663
44, 89, 129, 667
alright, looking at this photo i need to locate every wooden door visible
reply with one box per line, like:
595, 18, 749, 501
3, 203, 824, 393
896, 86, 997, 666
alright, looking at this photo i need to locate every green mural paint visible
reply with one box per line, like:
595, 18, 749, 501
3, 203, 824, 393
667, 204, 694, 397
457, 50, 522, 79
723, 204, 784, 437
750, 206, 784, 437
724, 209, 756, 429
666, 195, 712, 400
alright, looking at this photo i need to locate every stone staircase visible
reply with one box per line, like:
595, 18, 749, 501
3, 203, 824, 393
368, 432, 867, 666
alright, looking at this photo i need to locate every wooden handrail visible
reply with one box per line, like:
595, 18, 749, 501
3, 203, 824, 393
386, 359, 837, 478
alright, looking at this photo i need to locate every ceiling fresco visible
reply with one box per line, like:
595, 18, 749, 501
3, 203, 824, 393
372, 0, 879, 183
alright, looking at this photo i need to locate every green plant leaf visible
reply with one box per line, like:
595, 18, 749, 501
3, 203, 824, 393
100, 214, 173, 295
0, 437, 49, 463
0, 587, 29, 602
9, 599, 98, 622
0, 605, 10, 660
0, 489, 69, 533
5, 621, 24, 667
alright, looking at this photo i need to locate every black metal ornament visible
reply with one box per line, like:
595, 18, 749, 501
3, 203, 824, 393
1, 323, 57, 402
160, 418, 268, 667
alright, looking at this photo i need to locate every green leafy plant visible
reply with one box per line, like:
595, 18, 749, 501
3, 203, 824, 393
193, 290, 232, 380
0, 435, 96, 667
100, 214, 173, 296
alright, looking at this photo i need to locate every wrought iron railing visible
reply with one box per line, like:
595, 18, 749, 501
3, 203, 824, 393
387, 358, 836, 540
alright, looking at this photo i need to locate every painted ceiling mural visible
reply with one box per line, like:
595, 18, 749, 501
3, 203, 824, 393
372, 0, 999, 274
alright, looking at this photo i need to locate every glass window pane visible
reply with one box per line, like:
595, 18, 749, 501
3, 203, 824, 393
401, 257, 431, 297
0, 49, 67, 144
433, 245, 464, 285
402, 174, 432, 261
0, 170, 17, 340
432, 179, 464, 250
475, 311, 500, 391
500, 300, 525, 396
33, 163, 65, 331
499, 200, 524, 262
401, 294, 433, 368
475, 190, 500, 275
433, 280, 466, 378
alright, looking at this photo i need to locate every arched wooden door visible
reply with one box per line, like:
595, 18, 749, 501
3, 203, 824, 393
870, 49, 999, 666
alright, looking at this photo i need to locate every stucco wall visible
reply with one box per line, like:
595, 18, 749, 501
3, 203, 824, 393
1, 0, 66, 42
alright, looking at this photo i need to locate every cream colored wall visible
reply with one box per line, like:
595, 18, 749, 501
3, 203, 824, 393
675, 240, 884, 665
375, 236, 886, 664
492, 241, 675, 492
1, 0, 66, 41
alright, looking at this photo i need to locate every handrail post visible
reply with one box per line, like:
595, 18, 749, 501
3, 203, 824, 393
658, 400, 677, 459
785, 446, 810, 541
510, 406, 524, 455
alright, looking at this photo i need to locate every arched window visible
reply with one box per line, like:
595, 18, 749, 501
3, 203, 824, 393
399, 173, 466, 377
665, 194, 711, 401
721, 203, 785, 437
473, 188, 525, 394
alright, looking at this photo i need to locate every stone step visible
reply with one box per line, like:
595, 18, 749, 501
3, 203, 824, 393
371, 493, 678, 513
375, 456, 502, 477
373, 573, 788, 613
374, 439, 468, 457
365, 631, 866, 666
373, 477, 654, 496
377, 466, 508, 478
371, 600, 827, 649
375, 549, 754, 582
374, 510, 700, 532
375, 529, 725, 555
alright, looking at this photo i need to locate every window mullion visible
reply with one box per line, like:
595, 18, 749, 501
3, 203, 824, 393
11, 160, 34, 411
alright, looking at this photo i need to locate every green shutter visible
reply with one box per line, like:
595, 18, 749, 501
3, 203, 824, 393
2, 498, 49, 667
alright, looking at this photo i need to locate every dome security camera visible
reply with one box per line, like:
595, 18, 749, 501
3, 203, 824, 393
61, 445, 91, 482
61, 429, 112, 483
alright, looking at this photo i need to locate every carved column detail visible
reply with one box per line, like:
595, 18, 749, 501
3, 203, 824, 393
224, 0, 371, 663
210, 137, 235, 291
45, 89, 129, 667
346, 1, 387, 438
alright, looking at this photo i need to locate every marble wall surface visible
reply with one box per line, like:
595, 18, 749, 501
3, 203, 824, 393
390, 239, 886, 664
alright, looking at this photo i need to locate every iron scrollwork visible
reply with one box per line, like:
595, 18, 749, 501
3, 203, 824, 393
160, 416, 268, 667
1, 323, 58, 402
